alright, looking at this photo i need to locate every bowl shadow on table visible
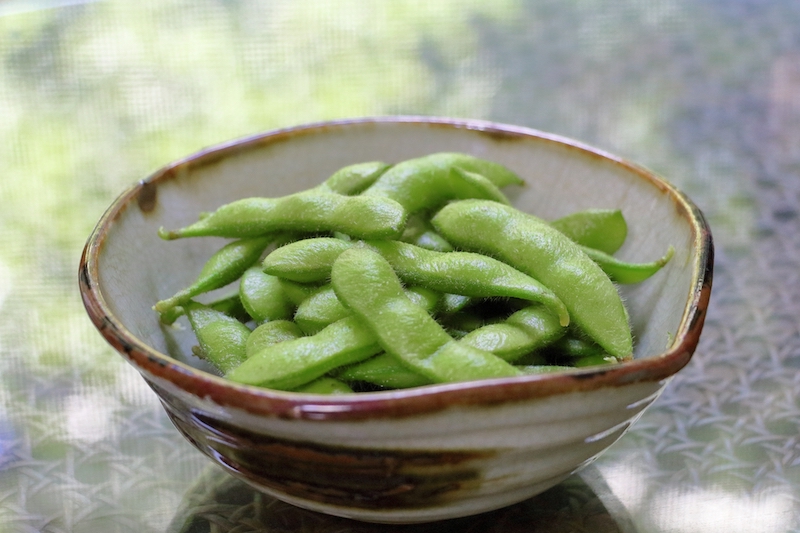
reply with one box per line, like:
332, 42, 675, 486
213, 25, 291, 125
167, 465, 637, 533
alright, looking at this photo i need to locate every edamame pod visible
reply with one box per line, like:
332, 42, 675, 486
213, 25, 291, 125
293, 285, 351, 335
245, 320, 304, 358
226, 316, 381, 390
432, 200, 633, 358
342, 304, 566, 387
362, 153, 518, 213
459, 305, 566, 362
184, 301, 251, 374
581, 245, 674, 284
158, 192, 407, 241
337, 353, 432, 389
263, 238, 352, 283
154, 236, 273, 318
331, 247, 522, 383
156, 291, 249, 326
239, 267, 294, 323
367, 240, 570, 326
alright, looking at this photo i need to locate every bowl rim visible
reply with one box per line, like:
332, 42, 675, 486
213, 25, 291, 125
79, 115, 714, 421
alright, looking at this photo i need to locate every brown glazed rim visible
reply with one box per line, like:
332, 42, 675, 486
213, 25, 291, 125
79, 116, 714, 421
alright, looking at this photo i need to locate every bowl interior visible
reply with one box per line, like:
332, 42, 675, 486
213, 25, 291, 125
89, 118, 708, 383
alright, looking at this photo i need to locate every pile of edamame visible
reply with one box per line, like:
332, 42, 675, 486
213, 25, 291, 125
154, 153, 673, 393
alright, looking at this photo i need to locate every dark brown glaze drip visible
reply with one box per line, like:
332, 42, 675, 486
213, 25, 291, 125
136, 180, 158, 213
157, 392, 490, 510
474, 126, 525, 142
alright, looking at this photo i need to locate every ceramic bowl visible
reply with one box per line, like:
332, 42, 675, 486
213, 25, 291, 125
79, 117, 713, 524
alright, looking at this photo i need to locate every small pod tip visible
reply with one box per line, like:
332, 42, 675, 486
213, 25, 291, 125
157, 227, 179, 240
661, 245, 676, 265
153, 299, 171, 314
156, 305, 184, 325
558, 308, 570, 328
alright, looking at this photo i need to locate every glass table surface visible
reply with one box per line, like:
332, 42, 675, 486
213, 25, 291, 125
1, 1, 799, 531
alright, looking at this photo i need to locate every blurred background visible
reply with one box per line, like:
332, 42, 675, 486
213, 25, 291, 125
1, 1, 800, 531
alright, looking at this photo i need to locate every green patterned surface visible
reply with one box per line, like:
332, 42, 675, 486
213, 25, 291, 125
1, 1, 799, 531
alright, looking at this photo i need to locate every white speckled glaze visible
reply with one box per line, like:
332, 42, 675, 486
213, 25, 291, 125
80, 117, 713, 523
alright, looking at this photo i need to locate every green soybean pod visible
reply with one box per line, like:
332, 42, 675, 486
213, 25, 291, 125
458, 305, 566, 362
550, 209, 628, 255
293, 285, 351, 335
156, 291, 249, 326
432, 199, 632, 359
331, 247, 522, 383
581, 245, 674, 284
225, 316, 381, 390
239, 267, 295, 323
154, 235, 272, 317
245, 320, 304, 358
263, 237, 352, 283
362, 153, 517, 213
345, 304, 565, 379
367, 240, 570, 327
158, 192, 407, 241
337, 353, 433, 390
184, 301, 251, 374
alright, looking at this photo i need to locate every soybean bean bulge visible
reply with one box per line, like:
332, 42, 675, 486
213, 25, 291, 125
432, 199, 634, 358
155, 153, 673, 392
158, 192, 406, 241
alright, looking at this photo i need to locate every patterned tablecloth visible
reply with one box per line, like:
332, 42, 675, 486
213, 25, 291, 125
1, 1, 799, 531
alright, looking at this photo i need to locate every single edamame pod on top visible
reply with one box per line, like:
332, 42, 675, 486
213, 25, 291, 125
550, 209, 628, 255
315, 161, 391, 195
331, 247, 522, 383
431, 199, 633, 359
157, 192, 407, 241
154, 235, 273, 318
184, 301, 251, 374
362, 152, 519, 213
